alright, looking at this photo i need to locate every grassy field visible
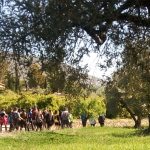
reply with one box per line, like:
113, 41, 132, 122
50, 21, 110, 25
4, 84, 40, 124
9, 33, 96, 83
0, 127, 150, 150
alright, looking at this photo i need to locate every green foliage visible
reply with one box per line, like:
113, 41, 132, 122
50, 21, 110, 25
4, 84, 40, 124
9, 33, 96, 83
15, 92, 66, 111
0, 90, 65, 111
0, 56, 8, 83
105, 86, 126, 118
1, 0, 149, 73
36, 94, 66, 111
63, 66, 88, 98
0, 90, 19, 109
0, 90, 106, 118
47, 67, 66, 93
5, 72, 16, 91
16, 93, 37, 108
28, 64, 46, 88
105, 40, 150, 119
72, 93, 106, 118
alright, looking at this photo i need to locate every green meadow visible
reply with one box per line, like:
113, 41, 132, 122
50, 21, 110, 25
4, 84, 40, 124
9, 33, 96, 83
0, 127, 150, 150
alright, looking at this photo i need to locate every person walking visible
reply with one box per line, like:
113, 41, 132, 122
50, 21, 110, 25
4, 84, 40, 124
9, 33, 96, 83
81, 113, 88, 127
98, 114, 105, 127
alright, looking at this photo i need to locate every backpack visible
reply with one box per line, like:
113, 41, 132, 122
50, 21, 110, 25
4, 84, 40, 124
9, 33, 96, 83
54, 114, 60, 123
46, 113, 51, 121
46, 113, 54, 126
28, 111, 32, 120
12, 112, 19, 122
61, 111, 69, 121
8, 113, 13, 123
20, 112, 27, 120
98, 115, 105, 123
36, 113, 43, 123
81, 114, 87, 121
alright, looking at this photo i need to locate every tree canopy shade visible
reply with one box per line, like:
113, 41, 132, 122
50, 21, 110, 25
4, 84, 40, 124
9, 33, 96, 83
0, 0, 150, 65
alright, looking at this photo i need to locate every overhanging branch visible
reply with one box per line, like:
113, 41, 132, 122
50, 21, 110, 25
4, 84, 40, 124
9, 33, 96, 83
118, 0, 150, 13
118, 13, 150, 27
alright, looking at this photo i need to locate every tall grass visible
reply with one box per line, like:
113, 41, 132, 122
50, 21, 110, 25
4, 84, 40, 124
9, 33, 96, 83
0, 127, 150, 150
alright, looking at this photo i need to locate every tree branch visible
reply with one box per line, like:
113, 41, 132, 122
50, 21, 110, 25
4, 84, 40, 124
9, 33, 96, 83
118, 0, 150, 13
118, 13, 150, 27
82, 26, 106, 45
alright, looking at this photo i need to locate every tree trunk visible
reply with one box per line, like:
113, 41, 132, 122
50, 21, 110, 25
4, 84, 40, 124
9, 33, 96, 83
148, 113, 150, 131
119, 99, 139, 128
14, 61, 20, 93
134, 115, 141, 128
25, 80, 28, 91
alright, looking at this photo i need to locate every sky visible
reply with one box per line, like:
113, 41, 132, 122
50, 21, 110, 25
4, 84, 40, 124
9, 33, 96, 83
80, 52, 117, 79
73, 31, 120, 80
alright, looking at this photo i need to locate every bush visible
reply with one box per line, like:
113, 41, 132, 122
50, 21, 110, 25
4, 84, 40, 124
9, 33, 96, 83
0, 91, 106, 118
0, 90, 20, 110
71, 93, 106, 118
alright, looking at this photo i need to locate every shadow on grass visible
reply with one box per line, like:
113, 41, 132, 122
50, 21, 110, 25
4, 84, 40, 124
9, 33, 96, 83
0, 131, 80, 149
17, 131, 79, 145
111, 128, 150, 138
134, 128, 150, 136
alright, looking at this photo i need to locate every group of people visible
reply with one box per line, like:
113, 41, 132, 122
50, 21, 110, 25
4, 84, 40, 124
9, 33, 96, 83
0, 107, 105, 132
81, 113, 105, 127
0, 107, 73, 132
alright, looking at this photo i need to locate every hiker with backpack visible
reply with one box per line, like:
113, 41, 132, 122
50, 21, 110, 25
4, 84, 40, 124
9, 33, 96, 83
35, 109, 43, 131
45, 110, 54, 130
8, 108, 14, 132
98, 114, 105, 127
31, 106, 38, 130
12, 107, 23, 131
61, 108, 69, 128
89, 116, 96, 127
68, 113, 73, 128
0, 109, 8, 132
53, 110, 61, 129
43, 109, 48, 129
81, 113, 88, 127
20, 108, 28, 131
27, 108, 34, 131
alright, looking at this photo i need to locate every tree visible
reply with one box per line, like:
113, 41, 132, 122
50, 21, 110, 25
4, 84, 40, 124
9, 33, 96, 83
105, 85, 123, 118
47, 66, 66, 93
0, 0, 150, 67
105, 76, 143, 128
28, 63, 46, 88
122, 39, 150, 128
64, 65, 88, 97
0, 53, 8, 83
5, 71, 15, 91
105, 39, 150, 128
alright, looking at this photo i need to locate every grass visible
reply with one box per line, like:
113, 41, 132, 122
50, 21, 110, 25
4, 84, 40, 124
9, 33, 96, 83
0, 127, 150, 150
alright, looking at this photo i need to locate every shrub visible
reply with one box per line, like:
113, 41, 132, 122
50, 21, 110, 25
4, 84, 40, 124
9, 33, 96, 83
0, 91, 106, 118
71, 93, 106, 118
